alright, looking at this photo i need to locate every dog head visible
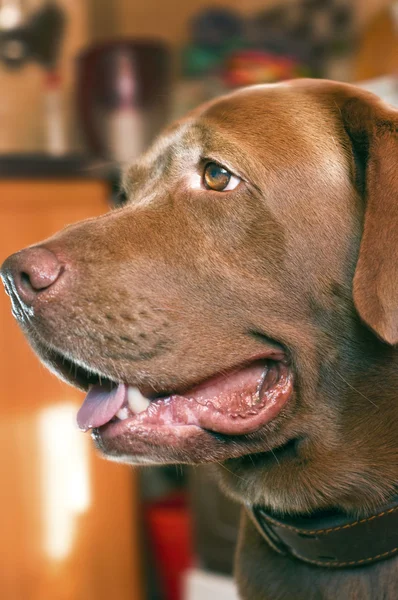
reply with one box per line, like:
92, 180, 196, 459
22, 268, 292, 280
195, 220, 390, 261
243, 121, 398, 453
2, 80, 398, 514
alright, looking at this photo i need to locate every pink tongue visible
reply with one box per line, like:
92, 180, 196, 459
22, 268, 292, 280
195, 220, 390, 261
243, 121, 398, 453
77, 383, 126, 431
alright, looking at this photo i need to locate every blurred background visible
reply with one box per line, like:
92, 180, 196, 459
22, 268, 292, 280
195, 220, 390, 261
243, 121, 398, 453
0, 1, 396, 599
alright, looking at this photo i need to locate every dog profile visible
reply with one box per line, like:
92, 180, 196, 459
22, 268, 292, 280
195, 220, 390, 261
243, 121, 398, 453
2, 79, 398, 599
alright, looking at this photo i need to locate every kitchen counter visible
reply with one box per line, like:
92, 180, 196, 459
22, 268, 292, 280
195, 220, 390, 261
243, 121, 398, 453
0, 153, 117, 179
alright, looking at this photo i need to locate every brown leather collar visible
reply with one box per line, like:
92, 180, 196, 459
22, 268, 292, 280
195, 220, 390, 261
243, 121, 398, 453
247, 498, 398, 569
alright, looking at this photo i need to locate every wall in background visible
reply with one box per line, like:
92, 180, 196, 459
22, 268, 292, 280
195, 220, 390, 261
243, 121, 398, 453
89, 0, 278, 44
0, 0, 88, 153
89, 0, 394, 45
0, 0, 394, 153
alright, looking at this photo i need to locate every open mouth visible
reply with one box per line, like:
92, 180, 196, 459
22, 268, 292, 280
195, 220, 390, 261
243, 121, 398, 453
48, 351, 293, 438
27, 341, 295, 462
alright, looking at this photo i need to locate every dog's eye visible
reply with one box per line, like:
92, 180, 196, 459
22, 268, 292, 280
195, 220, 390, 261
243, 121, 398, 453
203, 162, 240, 192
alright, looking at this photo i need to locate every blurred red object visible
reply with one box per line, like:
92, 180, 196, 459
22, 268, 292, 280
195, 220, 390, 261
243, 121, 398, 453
223, 49, 311, 87
145, 492, 194, 600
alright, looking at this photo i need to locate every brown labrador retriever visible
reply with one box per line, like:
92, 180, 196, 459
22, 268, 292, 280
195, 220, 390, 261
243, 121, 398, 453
2, 79, 398, 599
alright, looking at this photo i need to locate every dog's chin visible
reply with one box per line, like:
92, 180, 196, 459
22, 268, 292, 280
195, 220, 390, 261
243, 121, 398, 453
29, 335, 295, 465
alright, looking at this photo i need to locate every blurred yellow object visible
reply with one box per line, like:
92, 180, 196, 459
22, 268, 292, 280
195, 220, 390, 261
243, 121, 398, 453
355, 5, 398, 81
0, 179, 143, 600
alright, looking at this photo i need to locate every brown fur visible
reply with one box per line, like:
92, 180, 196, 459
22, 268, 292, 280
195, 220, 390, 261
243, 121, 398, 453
2, 80, 398, 598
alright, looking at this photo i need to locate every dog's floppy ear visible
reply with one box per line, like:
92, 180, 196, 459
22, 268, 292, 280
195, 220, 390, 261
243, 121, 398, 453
341, 90, 398, 344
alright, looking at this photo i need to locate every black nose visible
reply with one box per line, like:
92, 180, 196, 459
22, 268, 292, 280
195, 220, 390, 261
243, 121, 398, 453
1, 247, 62, 307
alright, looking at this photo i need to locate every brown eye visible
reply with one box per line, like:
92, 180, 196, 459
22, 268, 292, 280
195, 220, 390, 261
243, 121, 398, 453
203, 162, 232, 191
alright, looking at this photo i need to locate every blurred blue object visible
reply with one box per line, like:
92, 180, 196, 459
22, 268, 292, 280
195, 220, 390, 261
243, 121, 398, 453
190, 8, 244, 49
249, 0, 354, 74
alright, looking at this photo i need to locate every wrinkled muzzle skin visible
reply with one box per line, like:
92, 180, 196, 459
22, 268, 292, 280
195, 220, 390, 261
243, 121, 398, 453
2, 80, 398, 525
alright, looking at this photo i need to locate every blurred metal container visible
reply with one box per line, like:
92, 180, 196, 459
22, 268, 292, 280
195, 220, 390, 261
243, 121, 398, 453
75, 40, 170, 163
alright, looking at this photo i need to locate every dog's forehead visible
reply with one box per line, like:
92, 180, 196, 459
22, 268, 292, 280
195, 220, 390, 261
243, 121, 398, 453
123, 83, 346, 197
144, 85, 311, 161
122, 121, 205, 194
199, 84, 341, 153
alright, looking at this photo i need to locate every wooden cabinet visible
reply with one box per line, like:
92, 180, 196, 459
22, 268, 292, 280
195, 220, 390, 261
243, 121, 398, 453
0, 179, 143, 600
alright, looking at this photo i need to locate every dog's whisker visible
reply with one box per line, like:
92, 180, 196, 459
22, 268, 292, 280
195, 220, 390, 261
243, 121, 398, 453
216, 461, 246, 482
268, 447, 280, 466
248, 454, 256, 468
109, 358, 124, 383
335, 371, 379, 409
151, 306, 178, 313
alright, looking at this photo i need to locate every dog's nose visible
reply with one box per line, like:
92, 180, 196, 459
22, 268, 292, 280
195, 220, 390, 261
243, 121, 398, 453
1, 247, 62, 306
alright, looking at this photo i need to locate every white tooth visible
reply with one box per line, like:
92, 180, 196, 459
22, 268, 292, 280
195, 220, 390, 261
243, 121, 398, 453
127, 386, 150, 414
116, 407, 129, 420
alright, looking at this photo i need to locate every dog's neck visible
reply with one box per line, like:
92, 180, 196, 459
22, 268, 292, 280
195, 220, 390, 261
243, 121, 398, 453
246, 497, 398, 569
238, 504, 398, 600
